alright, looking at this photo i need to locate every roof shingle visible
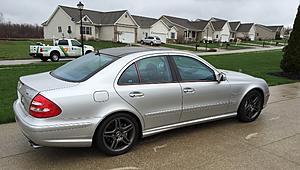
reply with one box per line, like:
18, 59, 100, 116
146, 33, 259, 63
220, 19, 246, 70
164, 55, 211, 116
132, 15, 157, 28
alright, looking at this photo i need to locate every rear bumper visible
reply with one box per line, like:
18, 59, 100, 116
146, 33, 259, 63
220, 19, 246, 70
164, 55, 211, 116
13, 100, 101, 148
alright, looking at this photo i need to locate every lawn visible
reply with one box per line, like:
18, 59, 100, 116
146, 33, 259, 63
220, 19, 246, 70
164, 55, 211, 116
241, 40, 287, 46
0, 50, 297, 124
202, 50, 296, 86
181, 42, 250, 50
0, 40, 126, 60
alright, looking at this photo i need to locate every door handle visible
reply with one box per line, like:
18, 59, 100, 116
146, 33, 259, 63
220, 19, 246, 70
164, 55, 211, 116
183, 88, 195, 94
129, 91, 144, 98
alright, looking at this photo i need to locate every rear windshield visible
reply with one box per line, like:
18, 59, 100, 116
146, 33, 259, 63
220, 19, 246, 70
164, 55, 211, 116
51, 53, 117, 82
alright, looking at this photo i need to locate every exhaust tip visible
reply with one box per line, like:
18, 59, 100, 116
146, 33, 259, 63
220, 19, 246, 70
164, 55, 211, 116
29, 140, 42, 149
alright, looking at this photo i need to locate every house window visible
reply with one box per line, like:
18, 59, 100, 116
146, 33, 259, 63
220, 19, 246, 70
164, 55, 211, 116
171, 32, 175, 39
81, 26, 92, 35
257, 33, 259, 36
216, 34, 219, 38
58, 26, 62, 33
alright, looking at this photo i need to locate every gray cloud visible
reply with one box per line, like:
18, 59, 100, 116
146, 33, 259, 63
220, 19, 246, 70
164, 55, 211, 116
0, 0, 298, 26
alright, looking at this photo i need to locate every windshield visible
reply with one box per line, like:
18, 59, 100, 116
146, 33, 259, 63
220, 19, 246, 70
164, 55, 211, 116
51, 53, 117, 82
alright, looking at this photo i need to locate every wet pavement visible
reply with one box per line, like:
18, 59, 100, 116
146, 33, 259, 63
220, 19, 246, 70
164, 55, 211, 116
0, 83, 299, 170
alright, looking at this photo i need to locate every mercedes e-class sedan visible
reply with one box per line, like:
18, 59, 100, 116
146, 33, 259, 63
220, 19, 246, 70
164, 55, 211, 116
14, 47, 270, 155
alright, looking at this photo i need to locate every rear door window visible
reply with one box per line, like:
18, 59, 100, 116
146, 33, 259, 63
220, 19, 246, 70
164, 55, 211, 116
58, 40, 69, 46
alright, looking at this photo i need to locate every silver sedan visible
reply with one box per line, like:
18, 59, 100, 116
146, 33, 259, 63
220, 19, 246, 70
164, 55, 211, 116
14, 47, 270, 155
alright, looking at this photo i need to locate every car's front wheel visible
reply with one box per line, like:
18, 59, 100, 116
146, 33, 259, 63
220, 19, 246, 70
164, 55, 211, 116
94, 113, 139, 155
237, 90, 263, 122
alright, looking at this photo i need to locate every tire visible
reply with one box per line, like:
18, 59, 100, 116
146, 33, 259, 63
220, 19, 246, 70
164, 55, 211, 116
50, 52, 60, 62
150, 42, 154, 46
237, 90, 263, 122
94, 113, 139, 156
140, 40, 144, 44
40, 57, 48, 62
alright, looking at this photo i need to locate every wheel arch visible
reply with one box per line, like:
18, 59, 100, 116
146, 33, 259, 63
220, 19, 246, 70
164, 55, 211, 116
50, 50, 61, 56
238, 86, 265, 111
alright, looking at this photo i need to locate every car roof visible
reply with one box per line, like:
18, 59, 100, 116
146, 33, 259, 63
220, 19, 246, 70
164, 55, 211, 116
99, 47, 168, 57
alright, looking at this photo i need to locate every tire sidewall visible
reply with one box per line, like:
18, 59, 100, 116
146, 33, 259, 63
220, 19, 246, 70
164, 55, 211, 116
50, 52, 60, 62
94, 113, 139, 156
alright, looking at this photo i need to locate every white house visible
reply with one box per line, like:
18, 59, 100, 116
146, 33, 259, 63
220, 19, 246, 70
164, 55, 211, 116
42, 5, 139, 43
236, 23, 256, 41
133, 15, 177, 43
210, 20, 231, 42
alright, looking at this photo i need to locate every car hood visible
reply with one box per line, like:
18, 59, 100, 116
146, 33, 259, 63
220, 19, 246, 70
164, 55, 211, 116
20, 72, 79, 92
219, 69, 257, 81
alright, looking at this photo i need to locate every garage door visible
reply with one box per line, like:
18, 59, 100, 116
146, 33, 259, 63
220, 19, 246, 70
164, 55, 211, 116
119, 32, 135, 44
151, 32, 167, 43
249, 34, 255, 41
221, 34, 229, 42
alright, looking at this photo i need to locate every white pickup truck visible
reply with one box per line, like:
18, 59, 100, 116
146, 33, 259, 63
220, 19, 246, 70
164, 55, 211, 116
29, 39, 94, 62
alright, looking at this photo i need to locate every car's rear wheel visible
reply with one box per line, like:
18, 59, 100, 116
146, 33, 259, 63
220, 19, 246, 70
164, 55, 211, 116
140, 40, 144, 44
150, 42, 154, 46
50, 52, 60, 62
94, 113, 139, 155
237, 90, 263, 122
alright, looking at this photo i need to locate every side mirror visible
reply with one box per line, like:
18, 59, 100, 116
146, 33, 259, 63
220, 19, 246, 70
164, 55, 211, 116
217, 72, 226, 83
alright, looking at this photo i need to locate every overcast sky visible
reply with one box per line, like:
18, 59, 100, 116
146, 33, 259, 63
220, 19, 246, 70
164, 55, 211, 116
0, 0, 299, 26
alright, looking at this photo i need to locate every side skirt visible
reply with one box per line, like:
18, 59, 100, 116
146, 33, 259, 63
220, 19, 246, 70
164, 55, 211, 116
142, 112, 237, 137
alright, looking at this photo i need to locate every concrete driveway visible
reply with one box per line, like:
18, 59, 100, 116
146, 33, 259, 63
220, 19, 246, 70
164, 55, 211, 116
0, 83, 299, 170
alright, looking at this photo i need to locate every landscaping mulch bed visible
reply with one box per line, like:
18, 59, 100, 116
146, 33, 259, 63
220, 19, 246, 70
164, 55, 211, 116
269, 72, 300, 80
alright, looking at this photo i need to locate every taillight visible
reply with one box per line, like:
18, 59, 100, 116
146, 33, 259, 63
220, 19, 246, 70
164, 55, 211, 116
29, 94, 62, 118
40, 48, 43, 52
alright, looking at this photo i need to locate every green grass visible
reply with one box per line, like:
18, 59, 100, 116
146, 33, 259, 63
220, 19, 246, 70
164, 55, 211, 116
0, 40, 52, 60
202, 50, 297, 86
0, 62, 65, 124
0, 50, 297, 124
242, 40, 286, 46
183, 42, 250, 50
0, 40, 126, 60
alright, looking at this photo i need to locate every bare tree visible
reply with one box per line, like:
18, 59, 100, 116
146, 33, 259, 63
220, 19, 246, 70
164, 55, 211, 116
0, 12, 4, 23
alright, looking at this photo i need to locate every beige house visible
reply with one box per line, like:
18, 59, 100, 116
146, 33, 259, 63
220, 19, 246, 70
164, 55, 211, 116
43, 5, 139, 43
159, 15, 211, 43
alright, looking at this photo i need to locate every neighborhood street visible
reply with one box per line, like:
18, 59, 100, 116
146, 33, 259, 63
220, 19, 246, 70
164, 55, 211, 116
0, 83, 299, 170
0, 46, 283, 66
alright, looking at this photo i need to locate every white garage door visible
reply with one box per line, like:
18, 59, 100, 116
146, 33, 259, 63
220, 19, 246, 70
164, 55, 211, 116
151, 32, 167, 43
221, 34, 230, 42
249, 34, 255, 41
119, 32, 135, 44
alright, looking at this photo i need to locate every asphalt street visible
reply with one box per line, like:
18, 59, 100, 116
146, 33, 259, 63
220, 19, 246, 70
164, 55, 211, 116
0, 83, 299, 170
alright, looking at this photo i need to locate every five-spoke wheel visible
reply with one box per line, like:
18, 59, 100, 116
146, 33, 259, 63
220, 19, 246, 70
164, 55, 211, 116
94, 113, 139, 155
237, 90, 263, 122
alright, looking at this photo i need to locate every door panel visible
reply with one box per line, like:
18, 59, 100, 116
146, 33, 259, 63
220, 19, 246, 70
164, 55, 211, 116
171, 55, 231, 122
180, 81, 231, 122
115, 56, 182, 129
115, 83, 182, 129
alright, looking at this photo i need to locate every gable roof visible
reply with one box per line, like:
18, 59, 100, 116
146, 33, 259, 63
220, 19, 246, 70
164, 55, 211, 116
210, 17, 227, 22
266, 25, 284, 32
237, 23, 254, 32
211, 20, 227, 31
132, 15, 157, 28
162, 15, 208, 31
59, 5, 127, 25
229, 21, 240, 32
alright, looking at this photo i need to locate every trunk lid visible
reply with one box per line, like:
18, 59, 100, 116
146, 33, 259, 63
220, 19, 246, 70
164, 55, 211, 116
18, 72, 79, 113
